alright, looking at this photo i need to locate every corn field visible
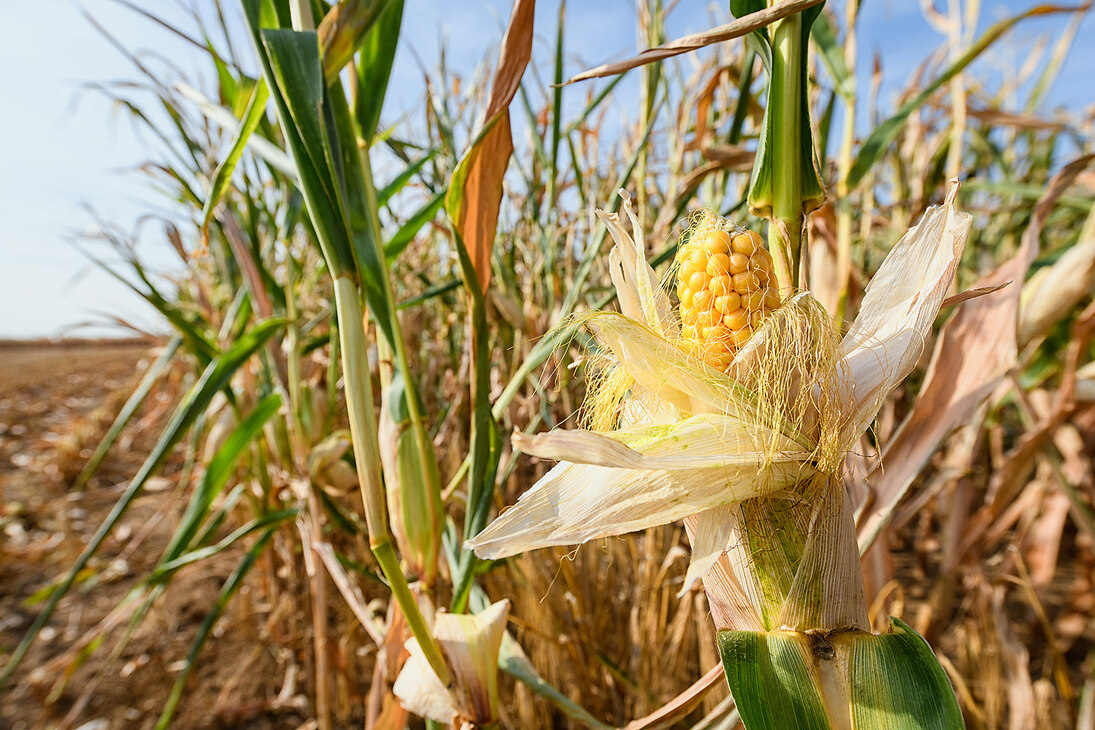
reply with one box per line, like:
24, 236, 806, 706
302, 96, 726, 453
1, 0, 1094, 728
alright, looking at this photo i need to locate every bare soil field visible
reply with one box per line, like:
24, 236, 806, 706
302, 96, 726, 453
0, 342, 300, 730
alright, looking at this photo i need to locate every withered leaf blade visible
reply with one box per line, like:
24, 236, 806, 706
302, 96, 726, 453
563, 0, 825, 85
856, 158, 1095, 552
446, 0, 534, 293
940, 281, 1010, 308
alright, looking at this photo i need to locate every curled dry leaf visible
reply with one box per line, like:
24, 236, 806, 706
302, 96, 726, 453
856, 158, 1095, 552
445, 0, 535, 293
564, 0, 826, 84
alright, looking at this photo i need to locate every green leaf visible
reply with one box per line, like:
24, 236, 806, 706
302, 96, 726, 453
446, 225, 502, 612
156, 393, 283, 570
73, 336, 182, 490
241, 0, 356, 276
151, 509, 297, 581
377, 147, 439, 207
318, 0, 393, 84
810, 11, 853, 102
200, 78, 270, 232
323, 80, 399, 348
155, 523, 289, 729
385, 192, 444, 260
846, 4, 1077, 191
355, 0, 403, 142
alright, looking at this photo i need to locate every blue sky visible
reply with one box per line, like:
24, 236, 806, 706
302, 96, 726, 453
1, 0, 1091, 338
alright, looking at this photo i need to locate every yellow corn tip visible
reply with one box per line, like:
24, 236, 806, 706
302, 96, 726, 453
675, 222, 781, 370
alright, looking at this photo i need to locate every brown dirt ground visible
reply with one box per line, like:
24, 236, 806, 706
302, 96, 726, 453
0, 343, 306, 730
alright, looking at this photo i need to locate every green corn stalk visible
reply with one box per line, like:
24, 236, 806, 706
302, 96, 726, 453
239, 0, 448, 685
731, 0, 826, 290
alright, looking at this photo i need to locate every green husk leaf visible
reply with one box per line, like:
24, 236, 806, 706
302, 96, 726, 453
718, 630, 830, 729
849, 618, 964, 730
717, 620, 964, 729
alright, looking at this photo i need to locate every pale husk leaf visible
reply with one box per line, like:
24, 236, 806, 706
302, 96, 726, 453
775, 481, 869, 632
1018, 234, 1095, 346
680, 505, 739, 596
466, 457, 809, 560
599, 190, 676, 338
512, 414, 811, 470
689, 509, 767, 631
590, 313, 763, 421
839, 183, 972, 442
393, 638, 457, 725
434, 600, 510, 726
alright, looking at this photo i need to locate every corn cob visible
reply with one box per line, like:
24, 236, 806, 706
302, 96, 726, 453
676, 224, 781, 369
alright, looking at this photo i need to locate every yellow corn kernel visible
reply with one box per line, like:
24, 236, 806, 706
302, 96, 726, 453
730, 326, 753, 346
688, 270, 708, 292
723, 308, 749, 330
729, 252, 750, 274
702, 229, 731, 254
714, 292, 742, 314
679, 287, 694, 308
695, 309, 720, 328
752, 246, 775, 269
743, 289, 766, 312
706, 252, 731, 277
733, 271, 760, 292
709, 275, 732, 297
731, 230, 762, 255
676, 221, 780, 371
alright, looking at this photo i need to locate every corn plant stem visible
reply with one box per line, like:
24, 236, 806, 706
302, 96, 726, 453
285, 277, 308, 468
451, 260, 497, 614
546, 0, 565, 213
357, 143, 441, 523
301, 500, 333, 730
331, 277, 450, 685
834, 0, 858, 321
767, 12, 805, 289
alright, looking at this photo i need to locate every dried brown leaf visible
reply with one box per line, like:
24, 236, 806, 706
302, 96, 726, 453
620, 663, 724, 730
564, 0, 826, 85
449, 0, 534, 292
857, 159, 1095, 551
